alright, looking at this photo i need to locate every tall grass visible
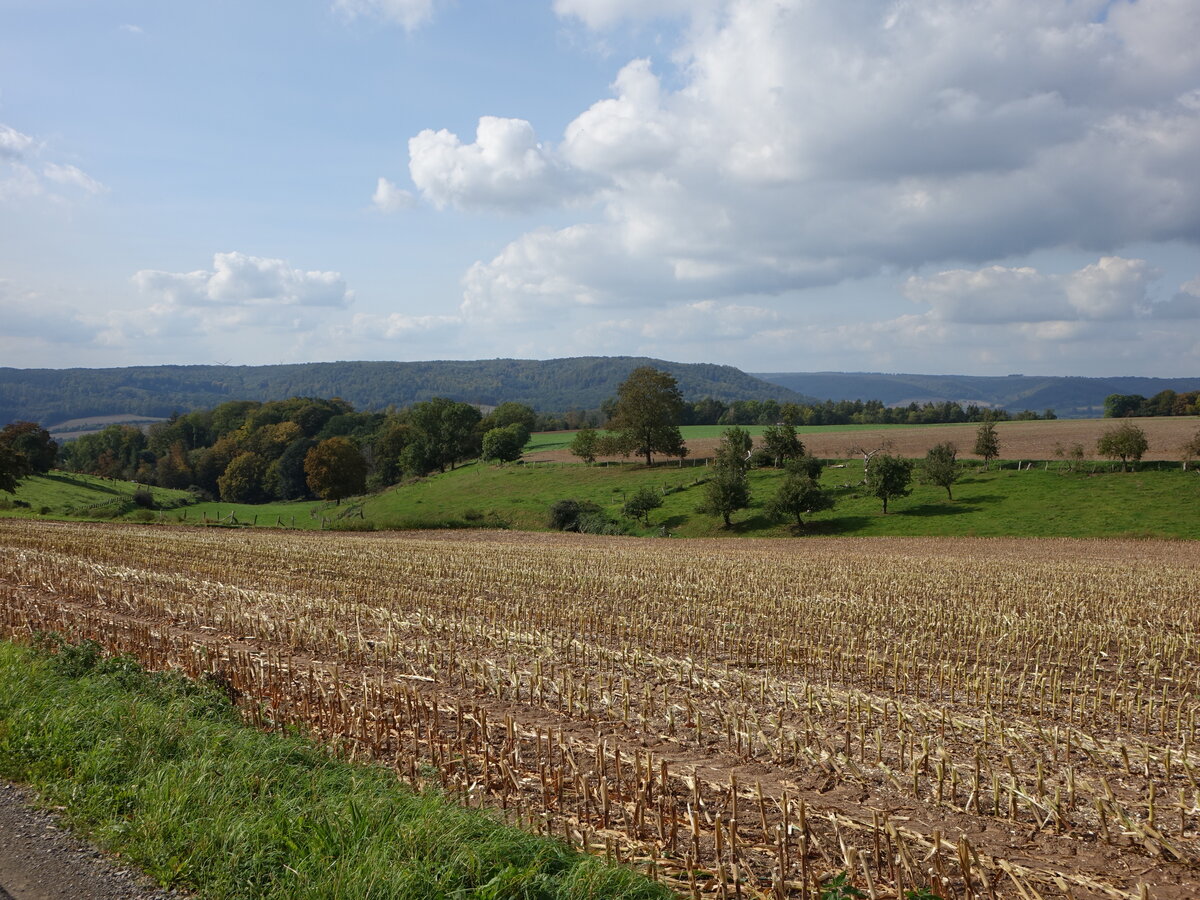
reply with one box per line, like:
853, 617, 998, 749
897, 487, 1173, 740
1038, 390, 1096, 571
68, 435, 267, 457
0, 639, 670, 900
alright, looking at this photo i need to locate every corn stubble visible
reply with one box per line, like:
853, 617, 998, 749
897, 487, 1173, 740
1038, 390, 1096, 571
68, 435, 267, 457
2, 520, 1199, 899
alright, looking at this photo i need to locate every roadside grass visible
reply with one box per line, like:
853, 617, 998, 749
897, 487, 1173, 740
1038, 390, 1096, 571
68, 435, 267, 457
0, 638, 671, 900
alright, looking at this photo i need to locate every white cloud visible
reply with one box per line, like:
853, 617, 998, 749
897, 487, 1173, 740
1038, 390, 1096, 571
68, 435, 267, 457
420, 0, 1200, 327
43, 163, 106, 195
1150, 274, 1200, 319
904, 257, 1156, 324
372, 176, 415, 213
0, 123, 105, 203
115, 252, 355, 344
409, 116, 590, 212
0, 125, 34, 160
134, 252, 353, 309
119, 24, 145, 36
333, 0, 438, 30
552, 0, 718, 29
344, 311, 460, 340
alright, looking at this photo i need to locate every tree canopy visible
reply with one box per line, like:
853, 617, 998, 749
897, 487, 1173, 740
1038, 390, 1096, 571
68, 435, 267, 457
1096, 421, 1149, 471
607, 367, 688, 466
922, 442, 959, 500
304, 437, 367, 503
866, 453, 913, 514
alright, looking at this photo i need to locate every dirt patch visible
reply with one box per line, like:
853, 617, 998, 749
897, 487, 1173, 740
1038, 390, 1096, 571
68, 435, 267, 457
528, 417, 1200, 463
0, 781, 182, 900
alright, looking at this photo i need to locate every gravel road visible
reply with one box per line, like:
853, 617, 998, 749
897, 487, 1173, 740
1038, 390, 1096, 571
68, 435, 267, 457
0, 782, 184, 900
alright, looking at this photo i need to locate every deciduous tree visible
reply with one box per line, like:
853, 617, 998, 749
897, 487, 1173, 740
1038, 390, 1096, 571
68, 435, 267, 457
760, 424, 804, 466
607, 367, 688, 466
1097, 421, 1149, 472
866, 453, 913, 514
973, 420, 1000, 470
766, 471, 832, 529
923, 441, 959, 500
569, 426, 600, 464
217, 452, 269, 504
304, 437, 367, 503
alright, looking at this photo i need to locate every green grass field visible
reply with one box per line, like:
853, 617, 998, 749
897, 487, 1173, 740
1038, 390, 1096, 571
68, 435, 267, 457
525, 423, 920, 454
4, 454, 1198, 540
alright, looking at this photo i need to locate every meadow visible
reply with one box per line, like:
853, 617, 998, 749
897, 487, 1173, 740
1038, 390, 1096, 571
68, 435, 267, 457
3, 521, 1199, 898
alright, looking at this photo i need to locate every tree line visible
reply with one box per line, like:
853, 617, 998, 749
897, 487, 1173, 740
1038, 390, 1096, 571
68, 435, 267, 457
56, 397, 542, 504
1104, 391, 1200, 418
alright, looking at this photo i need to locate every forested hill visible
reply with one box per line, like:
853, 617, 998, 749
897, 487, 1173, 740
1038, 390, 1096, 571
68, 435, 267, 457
0, 358, 813, 427
754, 372, 1200, 418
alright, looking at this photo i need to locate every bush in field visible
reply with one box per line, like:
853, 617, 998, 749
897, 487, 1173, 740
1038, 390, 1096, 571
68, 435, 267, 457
1097, 421, 1149, 472
622, 487, 663, 525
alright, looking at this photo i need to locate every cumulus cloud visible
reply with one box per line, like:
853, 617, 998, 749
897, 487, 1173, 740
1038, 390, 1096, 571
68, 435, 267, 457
134, 252, 353, 309
418, 0, 1200, 327
904, 257, 1156, 324
372, 176, 415, 213
409, 116, 590, 212
43, 163, 106, 194
1150, 275, 1200, 319
332, 0, 437, 30
114, 253, 355, 343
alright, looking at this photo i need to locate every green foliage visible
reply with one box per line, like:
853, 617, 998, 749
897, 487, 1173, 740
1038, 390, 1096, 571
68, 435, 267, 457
547, 498, 604, 532
865, 453, 913, 514
607, 367, 688, 465
0, 443, 21, 494
481, 401, 538, 433
766, 471, 833, 528
304, 438, 367, 503
622, 486, 663, 524
0, 421, 57, 475
569, 425, 601, 464
481, 423, 530, 463
760, 423, 804, 465
1096, 420, 1150, 471
702, 465, 750, 527
217, 452, 269, 504
973, 420, 1000, 469
0, 640, 671, 900
922, 441, 959, 500
715, 426, 753, 469
407, 397, 483, 474
820, 871, 867, 899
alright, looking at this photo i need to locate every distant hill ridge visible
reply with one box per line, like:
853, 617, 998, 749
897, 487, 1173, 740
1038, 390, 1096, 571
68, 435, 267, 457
755, 372, 1200, 418
0, 358, 813, 428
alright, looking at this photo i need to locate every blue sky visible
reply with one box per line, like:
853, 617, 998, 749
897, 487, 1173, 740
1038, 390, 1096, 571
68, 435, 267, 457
2, 0, 1199, 376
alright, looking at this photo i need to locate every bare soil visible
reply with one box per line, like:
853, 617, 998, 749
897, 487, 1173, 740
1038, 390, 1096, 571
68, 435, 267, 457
530, 416, 1200, 463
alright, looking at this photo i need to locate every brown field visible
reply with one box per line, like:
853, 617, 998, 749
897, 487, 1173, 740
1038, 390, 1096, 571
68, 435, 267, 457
3, 521, 1200, 898
532, 417, 1200, 464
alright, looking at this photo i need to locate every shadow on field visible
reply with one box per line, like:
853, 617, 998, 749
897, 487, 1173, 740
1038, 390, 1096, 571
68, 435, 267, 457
902, 502, 980, 517
42, 473, 122, 496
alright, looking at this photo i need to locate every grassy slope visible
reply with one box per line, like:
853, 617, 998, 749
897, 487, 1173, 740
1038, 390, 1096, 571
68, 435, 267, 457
170, 459, 1200, 539
4, 447, 1198, 540
525, 423, 911, 454
0, 639, 669, 900
0, 473, 192, 521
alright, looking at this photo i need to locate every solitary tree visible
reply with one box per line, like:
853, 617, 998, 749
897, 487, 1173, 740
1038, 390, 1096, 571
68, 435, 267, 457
922, 441, 959, 500
703, 465, 751, 527
973, 420, 1000, 470
622, 486, 663, 525
569, 425, 600, 464
1096, 421, 1149, 472
305, 437, 367, 502
766, 471, 832, 529
760, 424, 804, 466
703, 428, 752, 526
866, 453, 913, 513
607, 367, 688, 466
481, 423, 529, 462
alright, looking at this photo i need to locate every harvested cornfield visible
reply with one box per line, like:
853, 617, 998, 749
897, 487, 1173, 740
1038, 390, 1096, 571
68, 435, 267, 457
2, 520, 1199, 899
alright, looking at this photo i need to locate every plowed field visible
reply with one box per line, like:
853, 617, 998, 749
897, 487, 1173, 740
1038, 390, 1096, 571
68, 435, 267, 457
3, 521, 1199, 899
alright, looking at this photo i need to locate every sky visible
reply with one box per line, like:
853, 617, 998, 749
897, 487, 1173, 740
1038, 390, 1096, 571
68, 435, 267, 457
2, 0, 1199, 377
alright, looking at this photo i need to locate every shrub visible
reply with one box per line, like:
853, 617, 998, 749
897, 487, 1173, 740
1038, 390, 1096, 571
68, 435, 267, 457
547, 498, 604, 532
132, 487, 156, 509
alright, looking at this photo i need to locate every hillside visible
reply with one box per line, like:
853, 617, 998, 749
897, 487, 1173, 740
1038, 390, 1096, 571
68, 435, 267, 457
0, 358, 811, 428
754, 372, 1200, 417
